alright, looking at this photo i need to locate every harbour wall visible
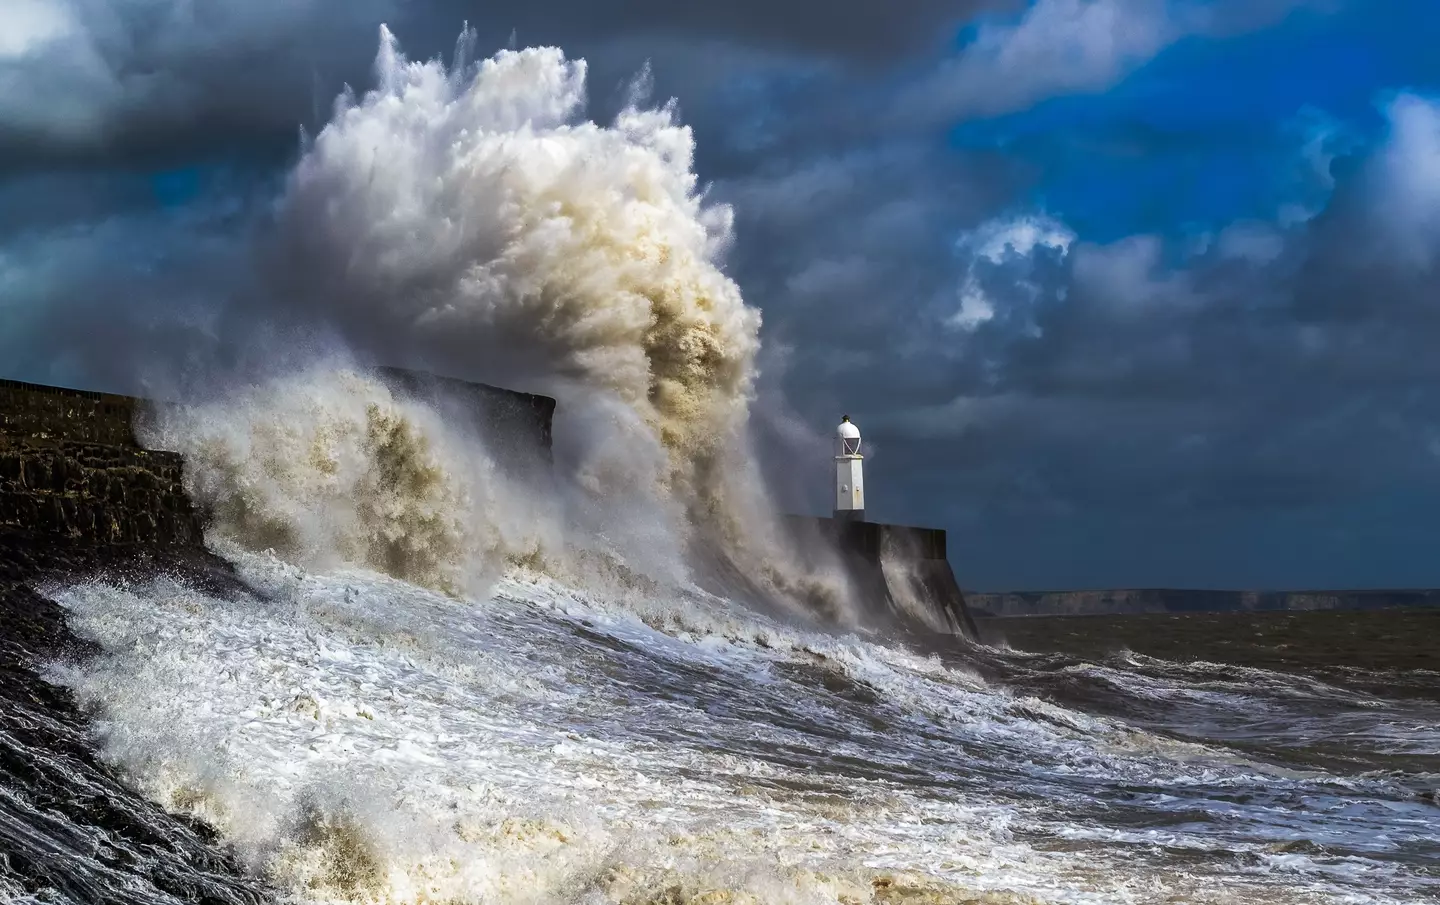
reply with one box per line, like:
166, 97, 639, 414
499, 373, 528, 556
373, 366, 556, 473
0, 372, 557, 557
0, 373, 982, 643
783, 515, 980, 640
0, 379, 202, 550
0, 384, 268, 905
10, 377, 1422, 626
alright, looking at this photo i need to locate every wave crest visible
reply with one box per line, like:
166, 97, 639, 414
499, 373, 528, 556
142, 368, 543, 596
273, 26, 761, 516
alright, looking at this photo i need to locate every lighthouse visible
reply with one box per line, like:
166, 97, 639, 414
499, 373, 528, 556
834, 415, 865, 522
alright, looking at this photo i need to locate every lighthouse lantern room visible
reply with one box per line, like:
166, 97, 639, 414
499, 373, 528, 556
835, 415, 865, 522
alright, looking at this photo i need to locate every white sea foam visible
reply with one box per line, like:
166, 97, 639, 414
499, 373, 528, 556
140, 366, 558, 598
47, 550, 1439, 905
46, 560, 1047, 903
44, 24, 1437, 905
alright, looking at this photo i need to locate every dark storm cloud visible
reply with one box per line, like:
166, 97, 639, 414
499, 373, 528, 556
0, 0, 390, 167
0, 172, 269, 394
447, 0, 1014, 61
5, 0, 1438, 590
743, 90, 1440, 588
2, 0, 1013, 391
0, 0, 1014, 169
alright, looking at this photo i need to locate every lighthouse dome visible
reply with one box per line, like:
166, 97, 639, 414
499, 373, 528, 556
837, 417, 860, 440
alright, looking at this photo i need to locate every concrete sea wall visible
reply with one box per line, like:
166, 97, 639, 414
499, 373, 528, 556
8, 376, 1427, 623
373, 366, 557, 478
783, 515, 979, 640
0, 380, 276, 903
0, 378, 140, 445
0, 371, 560, 554
0, 380, 202, 548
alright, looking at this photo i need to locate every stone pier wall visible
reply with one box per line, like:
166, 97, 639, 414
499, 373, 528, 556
0, 373, 559, 552
0, 380, 202, 547
782, 515, 978, 640
0, 379, 139, 446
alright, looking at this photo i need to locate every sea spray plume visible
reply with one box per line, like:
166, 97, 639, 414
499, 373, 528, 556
136, 24, 857, 627
140, 366, 554, 596
141, 362, 708, 605
270, 25, 762, 523
267, 26, 868, 627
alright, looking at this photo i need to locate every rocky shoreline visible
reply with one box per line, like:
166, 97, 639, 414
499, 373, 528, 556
0, 372, 271, 901
0, 534, 276, 903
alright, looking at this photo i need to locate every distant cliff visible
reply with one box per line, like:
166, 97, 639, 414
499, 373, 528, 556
969, 588, 1440, 617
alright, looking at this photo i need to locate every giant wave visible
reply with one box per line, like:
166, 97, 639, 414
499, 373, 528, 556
4, 25, 1437, 905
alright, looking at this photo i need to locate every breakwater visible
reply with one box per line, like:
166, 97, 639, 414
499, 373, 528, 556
0, 368, 561, 682
0, 380, 203, 549
4, 379, 1438, 905
0, 371, 562, 901
1, 372, 560, 557
0, 378, 272, 902
783, 515, 979, 639
373, 366, 556, 472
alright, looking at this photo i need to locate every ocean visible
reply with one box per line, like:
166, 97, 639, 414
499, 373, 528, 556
2, 26, 1436, 905
1, 550, 1434, 904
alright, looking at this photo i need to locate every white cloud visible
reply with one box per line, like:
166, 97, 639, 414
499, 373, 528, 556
0, 0, 394, 152
951, 220, 1200, 327
1369, 92, 1440, 269
901, 0, 1323, 124
946, 90, 1440, 337
950, 214, 1074, 330
1071, 233, 1201, 312
905, 0, 1178, 122
967, 214, 1077, 262
0, 0, 77, 58
1215, 221, 1286, 264
1270, 107, 1357, 225
0, 0, 122, 143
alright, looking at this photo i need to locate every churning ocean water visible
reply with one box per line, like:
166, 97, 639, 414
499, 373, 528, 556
2, 22, 1436, 905
0, 544, 1429, 905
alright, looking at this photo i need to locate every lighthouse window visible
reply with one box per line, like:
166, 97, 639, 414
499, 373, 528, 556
841, 437, 861, 456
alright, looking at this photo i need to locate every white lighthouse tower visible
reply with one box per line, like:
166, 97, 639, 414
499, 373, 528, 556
835, 415, 865, 522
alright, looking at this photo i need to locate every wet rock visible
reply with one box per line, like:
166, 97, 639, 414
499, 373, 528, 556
0, 379, 270, 901
0, 439, 203, 545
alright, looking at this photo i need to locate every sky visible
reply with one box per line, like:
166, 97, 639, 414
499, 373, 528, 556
3, 0, 1440, 591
